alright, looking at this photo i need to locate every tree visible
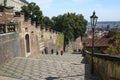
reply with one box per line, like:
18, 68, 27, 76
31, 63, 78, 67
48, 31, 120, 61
107, 30, 120, 55
41, 16, 53, 29
21, 2, 43, 27
4, 0, 7, 6
51, 13, 87, 51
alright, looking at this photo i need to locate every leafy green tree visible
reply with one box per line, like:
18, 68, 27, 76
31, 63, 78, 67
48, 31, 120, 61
51, 13, 87, 51
107, 30, 120, 55
21, 2, 43, 27
4, 0, 7, 6
41, 16, 53, 29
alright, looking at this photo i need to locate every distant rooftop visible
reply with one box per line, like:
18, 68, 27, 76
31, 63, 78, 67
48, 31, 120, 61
87, 21, 120, 27
86, 37, 110, 47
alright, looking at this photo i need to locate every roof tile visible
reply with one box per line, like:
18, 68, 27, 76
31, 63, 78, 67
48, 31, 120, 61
86, 37, 110, 47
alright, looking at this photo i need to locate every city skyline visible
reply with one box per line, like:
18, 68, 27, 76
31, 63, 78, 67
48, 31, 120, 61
28, 0, 119, 21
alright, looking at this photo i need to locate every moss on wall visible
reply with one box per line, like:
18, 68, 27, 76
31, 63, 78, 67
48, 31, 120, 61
56, 33, 64, 49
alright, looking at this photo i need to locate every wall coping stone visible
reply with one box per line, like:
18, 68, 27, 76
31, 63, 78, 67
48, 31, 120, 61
86, 52, 120, 61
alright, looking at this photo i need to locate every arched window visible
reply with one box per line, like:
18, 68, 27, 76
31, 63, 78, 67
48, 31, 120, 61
25, 34, 30, 53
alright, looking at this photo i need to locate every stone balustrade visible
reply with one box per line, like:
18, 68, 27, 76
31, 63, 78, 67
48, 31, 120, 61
0, 22, 18, 34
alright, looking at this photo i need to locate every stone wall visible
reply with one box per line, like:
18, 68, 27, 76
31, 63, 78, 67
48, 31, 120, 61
0, 6, 64, 58
85, 52, 120, 80
14, 14, 40, 57
0, 32, 20, 65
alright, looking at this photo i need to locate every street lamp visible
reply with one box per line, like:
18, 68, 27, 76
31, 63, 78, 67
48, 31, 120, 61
90, 11, 98, 74
82, 33, 87, 57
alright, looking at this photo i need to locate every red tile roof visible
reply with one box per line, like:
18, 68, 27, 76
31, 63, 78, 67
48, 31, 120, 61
86, 37, 110, 47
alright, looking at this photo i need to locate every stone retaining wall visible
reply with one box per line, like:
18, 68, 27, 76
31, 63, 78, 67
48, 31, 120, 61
0, 32, 20, 65
85, 52, 120, 80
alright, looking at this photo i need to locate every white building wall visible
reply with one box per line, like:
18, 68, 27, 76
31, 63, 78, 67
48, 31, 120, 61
0, 0, 4, 6
6, 0, 28, 11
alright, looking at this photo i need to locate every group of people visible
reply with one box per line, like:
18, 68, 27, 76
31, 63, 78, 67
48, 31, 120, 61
42, 47, 64, 55
55, 50, 63, 55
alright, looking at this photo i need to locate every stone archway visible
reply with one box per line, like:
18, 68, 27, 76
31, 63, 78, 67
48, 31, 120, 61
25, 34, 30, 53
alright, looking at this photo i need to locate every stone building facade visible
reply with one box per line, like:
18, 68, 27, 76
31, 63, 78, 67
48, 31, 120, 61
0, 0, 28, 11
0, 0, 4, 6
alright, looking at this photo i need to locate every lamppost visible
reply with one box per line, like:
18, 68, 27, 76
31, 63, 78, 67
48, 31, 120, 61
90, 11, 98, 74
82, 33, 87, 57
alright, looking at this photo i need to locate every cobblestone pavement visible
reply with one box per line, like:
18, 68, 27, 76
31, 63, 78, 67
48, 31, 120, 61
0, 53, 99, 80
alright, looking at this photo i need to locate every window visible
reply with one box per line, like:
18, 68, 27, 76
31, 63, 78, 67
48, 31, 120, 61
25, 34, 30, 53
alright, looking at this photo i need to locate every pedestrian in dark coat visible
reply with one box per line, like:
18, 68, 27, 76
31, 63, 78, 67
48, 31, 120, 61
51, 49, 54, 54
61, 50, 63, 55
56, 51, 59, 55
44, 47, 48, 54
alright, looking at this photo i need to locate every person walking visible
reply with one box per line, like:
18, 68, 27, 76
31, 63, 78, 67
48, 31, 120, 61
51, 49, 54, 54
44, 47, 48, 54
61, 50, 63, 55
56, 51, 59, 55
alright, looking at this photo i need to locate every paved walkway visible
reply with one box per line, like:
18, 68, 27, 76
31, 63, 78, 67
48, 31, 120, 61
0, 53, 99, 80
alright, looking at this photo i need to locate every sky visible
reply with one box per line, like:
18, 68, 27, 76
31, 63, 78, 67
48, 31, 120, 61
28, 0, 120, 21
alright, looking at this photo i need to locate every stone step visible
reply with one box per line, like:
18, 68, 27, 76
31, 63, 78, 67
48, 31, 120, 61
0, 76, 19, 80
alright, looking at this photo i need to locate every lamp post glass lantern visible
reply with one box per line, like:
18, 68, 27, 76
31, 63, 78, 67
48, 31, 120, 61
90, 11, 98, 28
90, 11, 98, 74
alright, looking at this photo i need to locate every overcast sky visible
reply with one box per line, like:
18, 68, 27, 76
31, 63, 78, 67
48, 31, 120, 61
28, 0, 120, 21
